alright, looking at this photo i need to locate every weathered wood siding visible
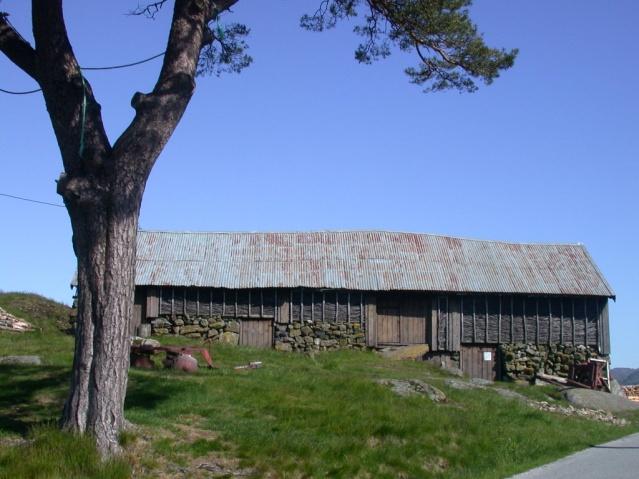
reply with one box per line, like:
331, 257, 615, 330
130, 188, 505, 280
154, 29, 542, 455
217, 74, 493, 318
435, 293, 607, 352
374, 293, 430, 346
139, 286, 610, 355
240, 319, 273, 348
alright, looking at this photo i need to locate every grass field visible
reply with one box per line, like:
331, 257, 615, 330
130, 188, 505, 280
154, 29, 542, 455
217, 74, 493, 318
1, 292, 637, 478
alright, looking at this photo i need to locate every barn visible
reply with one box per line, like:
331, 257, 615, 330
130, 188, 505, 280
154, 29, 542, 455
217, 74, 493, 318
131, 230, 614, 380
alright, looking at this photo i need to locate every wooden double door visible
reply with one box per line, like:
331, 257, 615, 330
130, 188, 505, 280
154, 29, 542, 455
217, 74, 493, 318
377, 295, 427, 346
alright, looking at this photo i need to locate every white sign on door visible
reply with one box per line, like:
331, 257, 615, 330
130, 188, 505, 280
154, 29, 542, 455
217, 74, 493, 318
483, 351, 492, 361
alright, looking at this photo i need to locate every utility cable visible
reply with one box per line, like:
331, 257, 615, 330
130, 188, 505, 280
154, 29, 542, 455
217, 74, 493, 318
0, 192, 65, 208
0, 51, 166, 95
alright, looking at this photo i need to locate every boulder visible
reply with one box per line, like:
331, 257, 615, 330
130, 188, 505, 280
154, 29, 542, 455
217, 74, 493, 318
0, 355, 42, 365
181, 325, 205, 335
131, 337, 161, 348
378, 344, 430, 361
225, 321, 240, 334
563, 388, 639, 413
219, 332, 239, 345
377, 379, 446, 402
274, 342, 292, 352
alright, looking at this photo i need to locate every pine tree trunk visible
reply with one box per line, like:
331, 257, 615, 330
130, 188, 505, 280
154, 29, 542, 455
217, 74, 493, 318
61, 194, 140, 456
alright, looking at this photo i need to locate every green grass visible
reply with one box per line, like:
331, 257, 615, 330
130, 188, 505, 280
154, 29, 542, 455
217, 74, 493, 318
1, 292, 638, 478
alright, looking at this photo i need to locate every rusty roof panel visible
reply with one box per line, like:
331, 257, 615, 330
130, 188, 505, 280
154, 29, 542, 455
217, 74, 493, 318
133, 231, 615, 297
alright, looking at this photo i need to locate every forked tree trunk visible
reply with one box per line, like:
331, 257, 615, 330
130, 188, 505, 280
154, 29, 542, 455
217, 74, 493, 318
1, 0, 226, 458
61, 193, 141, 456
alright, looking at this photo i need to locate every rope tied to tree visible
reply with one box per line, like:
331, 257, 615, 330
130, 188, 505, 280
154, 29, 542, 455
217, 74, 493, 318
78, 69, 88, 159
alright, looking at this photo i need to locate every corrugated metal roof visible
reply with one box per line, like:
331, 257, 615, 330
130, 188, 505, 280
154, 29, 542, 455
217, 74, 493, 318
132, 230, 614, 297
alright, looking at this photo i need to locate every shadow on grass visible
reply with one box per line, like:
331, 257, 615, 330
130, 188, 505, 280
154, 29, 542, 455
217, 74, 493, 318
0, 365, 70, 436
125, 371, 191, 412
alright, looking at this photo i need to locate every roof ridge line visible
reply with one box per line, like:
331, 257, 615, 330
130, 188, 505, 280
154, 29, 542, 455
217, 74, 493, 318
136, 229, 582, 247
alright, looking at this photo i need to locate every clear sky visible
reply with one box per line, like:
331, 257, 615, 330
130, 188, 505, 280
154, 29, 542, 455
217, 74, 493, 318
1, 1, 637, 367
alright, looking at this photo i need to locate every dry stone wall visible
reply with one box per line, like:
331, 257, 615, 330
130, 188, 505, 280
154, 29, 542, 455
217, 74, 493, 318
500, 343, 600, 381
273, 321, 366, 352
151, 315, 242, 345
149, 315, 368, 351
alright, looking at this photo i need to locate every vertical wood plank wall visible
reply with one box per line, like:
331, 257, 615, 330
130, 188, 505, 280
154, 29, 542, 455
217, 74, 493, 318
140, 286, 609, 354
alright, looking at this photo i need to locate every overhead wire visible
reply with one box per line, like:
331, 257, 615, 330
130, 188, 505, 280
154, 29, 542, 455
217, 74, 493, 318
0, 51, 166, 95
0, 192, 65, 208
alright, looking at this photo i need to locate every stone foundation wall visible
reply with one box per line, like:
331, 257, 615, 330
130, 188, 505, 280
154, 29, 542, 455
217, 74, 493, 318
274, 321, 366, 352
150, 315, 242, 344
500, 343, 600, 381
149, 315, 368, 351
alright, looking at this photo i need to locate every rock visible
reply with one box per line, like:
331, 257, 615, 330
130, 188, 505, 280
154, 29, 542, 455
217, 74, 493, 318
181, 325, 204, 335
131, 337, 161, 348
300, 326, 313, 336
377, 379, 446, 402
152, 318, 171, 328
378, 344, 430, 361
494, 388, 528, 402
0, 307, 33, 332
444, 378, 481, 390
199, 319, 209, 328
0, 355, 42, 365
173, 318, 184, 326
563, 388, 639, 413
289, 328, 301, 337
441, 366, 464, 377
219, 332, 239, 345
210, 321, 225, 330
226, 321, 240, 334
207, 329, 219, 338
470, 377, 493, 386
275, 342, 292, 352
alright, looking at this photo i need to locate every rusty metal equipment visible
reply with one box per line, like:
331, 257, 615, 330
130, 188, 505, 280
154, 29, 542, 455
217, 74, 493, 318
569, 358, 610, 392
130, 344, 214, 372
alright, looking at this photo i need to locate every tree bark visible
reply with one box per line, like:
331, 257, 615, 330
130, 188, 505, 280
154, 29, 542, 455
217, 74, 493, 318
1, 0, 220, 457
61, 190, 141, 456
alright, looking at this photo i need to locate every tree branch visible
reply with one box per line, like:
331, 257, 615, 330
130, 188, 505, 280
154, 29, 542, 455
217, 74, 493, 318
113, 0, 230, 183
0, 12, 39, 81
31, 0, 112, 203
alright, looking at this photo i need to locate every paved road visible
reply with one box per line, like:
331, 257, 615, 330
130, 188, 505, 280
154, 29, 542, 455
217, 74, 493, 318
511, 432, 639, 479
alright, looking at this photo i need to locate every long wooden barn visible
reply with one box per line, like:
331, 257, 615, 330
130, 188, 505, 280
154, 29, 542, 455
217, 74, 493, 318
130, 231, 614, 380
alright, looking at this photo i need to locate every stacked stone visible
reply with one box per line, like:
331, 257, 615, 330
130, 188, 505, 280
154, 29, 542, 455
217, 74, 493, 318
151, 315, 241, 345
0, 307, 33, 332
500, 343, 599, 381
274, 321, 366, 352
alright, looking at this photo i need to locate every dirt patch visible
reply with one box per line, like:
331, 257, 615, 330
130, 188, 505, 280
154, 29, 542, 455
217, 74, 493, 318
124, 418, 257, 479
422, 456, 449, 473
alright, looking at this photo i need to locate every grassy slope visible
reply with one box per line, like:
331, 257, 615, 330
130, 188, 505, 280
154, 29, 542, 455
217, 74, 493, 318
1, 292, 638, 478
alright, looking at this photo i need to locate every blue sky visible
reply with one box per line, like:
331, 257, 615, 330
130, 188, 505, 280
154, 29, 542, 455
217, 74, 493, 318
1, 1, 637, 367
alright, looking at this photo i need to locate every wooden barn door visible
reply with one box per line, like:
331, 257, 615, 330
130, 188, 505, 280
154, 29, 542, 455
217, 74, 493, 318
377, 296, 401, 345
240, 319, 273, 348
461, 346, 500, 381
401, 296, 427, 345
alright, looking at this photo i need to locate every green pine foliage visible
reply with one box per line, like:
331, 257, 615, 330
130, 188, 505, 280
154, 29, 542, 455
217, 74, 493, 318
301, 0, 517, 92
